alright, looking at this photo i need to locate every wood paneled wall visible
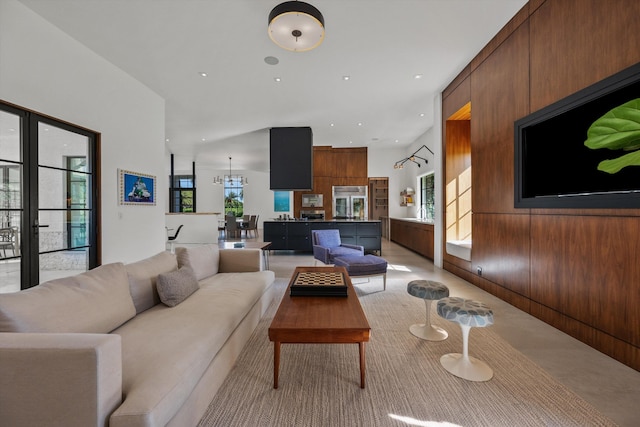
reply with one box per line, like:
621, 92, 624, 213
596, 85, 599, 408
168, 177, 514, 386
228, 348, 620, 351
442, 0, 640, 371
293, 146, 368, 218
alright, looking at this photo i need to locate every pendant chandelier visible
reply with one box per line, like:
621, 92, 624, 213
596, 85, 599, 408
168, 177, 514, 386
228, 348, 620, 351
213, 157, 248, 186
268, 1, 325, 52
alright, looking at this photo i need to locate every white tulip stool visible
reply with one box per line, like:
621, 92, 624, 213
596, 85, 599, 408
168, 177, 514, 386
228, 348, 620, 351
437, 297, 494, 382
407, 280, 450, 341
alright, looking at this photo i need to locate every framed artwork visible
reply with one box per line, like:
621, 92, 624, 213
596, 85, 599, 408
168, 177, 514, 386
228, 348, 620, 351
119, 169, 156, 205
274, 191, 290, 212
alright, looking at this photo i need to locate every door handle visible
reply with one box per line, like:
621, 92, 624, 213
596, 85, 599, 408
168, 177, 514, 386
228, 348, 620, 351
32, 220, 49, 235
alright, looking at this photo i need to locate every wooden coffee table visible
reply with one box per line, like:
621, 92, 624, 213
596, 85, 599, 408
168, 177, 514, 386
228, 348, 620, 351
268, 266, 371, 389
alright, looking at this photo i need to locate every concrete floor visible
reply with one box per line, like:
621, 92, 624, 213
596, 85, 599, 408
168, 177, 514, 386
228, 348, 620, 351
3, 234, 638, 425
261, 238, 640, 427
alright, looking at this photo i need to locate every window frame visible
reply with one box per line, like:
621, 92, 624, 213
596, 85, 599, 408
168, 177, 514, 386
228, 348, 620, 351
224, 175, 244, 217
169, 174, 195, 213
419, 172, 435, 221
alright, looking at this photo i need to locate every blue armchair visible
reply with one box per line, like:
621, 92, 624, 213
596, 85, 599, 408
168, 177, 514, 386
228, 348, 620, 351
312, 229, 364, 265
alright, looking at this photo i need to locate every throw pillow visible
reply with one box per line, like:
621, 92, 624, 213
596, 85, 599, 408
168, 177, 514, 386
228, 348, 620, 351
125, 251, 178, 314
175, 244, 219, 280
156, 267, 200, 307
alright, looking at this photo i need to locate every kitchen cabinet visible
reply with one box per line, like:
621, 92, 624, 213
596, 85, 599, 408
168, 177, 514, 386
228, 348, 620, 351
294, 146, 368, 219
287, 222, 311, 250
263, 220, 381, 253
368, 177, 388, 220
263, 221, 288, 250
390, 218, 434, 260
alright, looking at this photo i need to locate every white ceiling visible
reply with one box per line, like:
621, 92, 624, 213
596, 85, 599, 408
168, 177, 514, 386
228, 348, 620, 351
18, 0, 527, 173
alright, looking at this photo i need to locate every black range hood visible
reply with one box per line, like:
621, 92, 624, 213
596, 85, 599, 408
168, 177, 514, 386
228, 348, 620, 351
269, 127, 313, 191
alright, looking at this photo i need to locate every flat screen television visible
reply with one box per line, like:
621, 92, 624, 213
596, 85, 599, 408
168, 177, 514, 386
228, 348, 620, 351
515, 61, 640, 208
270, 127, 313, 191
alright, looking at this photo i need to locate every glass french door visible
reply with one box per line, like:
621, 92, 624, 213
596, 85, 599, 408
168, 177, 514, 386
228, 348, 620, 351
0, 102, 98, 292
0, 107, 23, 293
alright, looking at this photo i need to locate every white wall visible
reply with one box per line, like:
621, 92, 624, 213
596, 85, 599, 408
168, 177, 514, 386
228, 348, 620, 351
432, 93, 444, 268
0, 0, 167, 263
171, 147, 414, 235
1, 0, 445, 263
166, 154, 292, 242
168, 138, 443, 254
367, 146, 413, 219
388, 94, 444, 267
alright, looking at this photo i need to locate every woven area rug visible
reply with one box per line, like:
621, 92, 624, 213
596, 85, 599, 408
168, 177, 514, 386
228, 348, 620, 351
198, 278, 617, 427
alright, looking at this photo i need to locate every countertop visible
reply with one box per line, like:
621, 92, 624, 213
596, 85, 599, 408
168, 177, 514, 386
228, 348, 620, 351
383, 217, 434, 224
266, 219, 381, 222
165, 212, 221, 215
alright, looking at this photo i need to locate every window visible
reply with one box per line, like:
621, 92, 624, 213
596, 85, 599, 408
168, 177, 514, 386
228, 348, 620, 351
0, 165, 20, 227
66, 157, 88, 249
224, 175, 244, 217
420, 173, 435, 221
169, 175, 195, 213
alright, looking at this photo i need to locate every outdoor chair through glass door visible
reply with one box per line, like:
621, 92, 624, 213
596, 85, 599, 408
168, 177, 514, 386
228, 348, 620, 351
0, 102, 99, 292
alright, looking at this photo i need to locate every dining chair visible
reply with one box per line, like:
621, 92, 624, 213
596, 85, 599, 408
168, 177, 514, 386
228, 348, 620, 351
241, 214, 251, 237
166, 225, 183, 253
217, 219, 226, 239
225, 215, 240, 239
246, 215, 258, 238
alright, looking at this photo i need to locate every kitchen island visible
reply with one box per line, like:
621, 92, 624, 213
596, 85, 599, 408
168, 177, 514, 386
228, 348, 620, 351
263, 220, 381, 254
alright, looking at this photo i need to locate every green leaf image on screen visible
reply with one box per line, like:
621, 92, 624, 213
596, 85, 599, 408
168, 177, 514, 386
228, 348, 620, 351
584, 98, 640, 173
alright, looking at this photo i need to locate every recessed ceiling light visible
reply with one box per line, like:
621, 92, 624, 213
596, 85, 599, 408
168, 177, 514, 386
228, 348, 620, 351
414, 74, 423, 79
199, 72, 208, 77
419, 113, 425, 117
264, 56, 279, 65
349, 141, 353, 144
274, 77, 281, 82
166, 138, 170, 142
357, 122, 363, 126
330, 123, 335, 127
201, 138, 206, 141
343, 76, 350, 81
395, 139, 399, 143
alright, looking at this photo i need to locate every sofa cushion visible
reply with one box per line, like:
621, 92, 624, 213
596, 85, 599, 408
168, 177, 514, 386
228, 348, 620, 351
110, 270, 275, 427
175, 244, 219, 280
156, 267, 199, 307
0, 262, 135, 333
219, 248, 263, 273
125, 251, 178, 314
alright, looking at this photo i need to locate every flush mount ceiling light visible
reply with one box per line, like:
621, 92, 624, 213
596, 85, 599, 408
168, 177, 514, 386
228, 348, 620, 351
268, 1, 325, 52
394, 144, 435, 169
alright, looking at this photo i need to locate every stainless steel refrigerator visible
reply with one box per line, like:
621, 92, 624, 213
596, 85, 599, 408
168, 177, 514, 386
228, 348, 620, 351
332, 186, 368, 220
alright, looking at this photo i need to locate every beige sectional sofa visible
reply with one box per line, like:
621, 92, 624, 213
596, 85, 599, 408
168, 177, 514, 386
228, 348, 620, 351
0, 244, 276, 427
